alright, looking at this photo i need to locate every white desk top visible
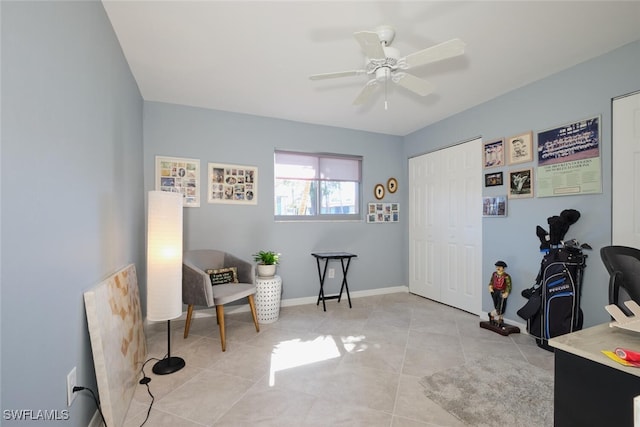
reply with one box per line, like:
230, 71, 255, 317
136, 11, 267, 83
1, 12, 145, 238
550, 322, 640, 377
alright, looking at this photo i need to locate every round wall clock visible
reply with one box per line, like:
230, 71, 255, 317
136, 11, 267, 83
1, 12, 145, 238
387, 177, 398, 193
374, 183, 385, 200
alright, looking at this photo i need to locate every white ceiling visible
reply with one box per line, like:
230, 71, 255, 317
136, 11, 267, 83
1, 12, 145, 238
102, 1, 640, 136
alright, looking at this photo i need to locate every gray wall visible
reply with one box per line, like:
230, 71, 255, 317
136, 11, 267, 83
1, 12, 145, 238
404, 40, 640, 328
143, 102, 405, 300
1, 1, 144, 425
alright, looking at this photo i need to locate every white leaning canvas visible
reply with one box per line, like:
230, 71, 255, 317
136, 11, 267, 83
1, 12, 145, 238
84, 264, 147, 427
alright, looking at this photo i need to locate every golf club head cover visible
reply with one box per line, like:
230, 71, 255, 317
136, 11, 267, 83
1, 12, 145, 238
560, 209, 581, 225
536, 225, 550, 251
547, 215, 563, 245
558, 209, 580, 241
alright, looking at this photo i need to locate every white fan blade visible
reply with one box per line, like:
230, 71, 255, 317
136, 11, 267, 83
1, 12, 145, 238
353, 31, 385, 59
393, 73, 435, 96
402, 38, 466, 69
353, 79, 379, 105
310, 70, 366, 80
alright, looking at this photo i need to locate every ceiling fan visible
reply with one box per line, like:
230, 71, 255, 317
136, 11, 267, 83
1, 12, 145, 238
309, 25, 466, 109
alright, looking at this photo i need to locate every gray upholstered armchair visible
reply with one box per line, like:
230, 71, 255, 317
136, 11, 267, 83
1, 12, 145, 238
182, 249, 259, 351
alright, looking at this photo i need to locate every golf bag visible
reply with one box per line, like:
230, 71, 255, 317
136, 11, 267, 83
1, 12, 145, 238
518, 245, 587, 351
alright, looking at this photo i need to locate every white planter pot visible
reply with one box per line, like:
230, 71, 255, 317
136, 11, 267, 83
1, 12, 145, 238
257, 264, 277, 278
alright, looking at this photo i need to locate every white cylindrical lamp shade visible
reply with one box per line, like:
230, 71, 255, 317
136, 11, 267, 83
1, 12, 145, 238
146, 191, 183, 322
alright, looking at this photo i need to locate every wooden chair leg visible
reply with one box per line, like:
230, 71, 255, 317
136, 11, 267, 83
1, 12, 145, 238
248, 294, 260, 332
216, 305, 226, 352
184, 304, 194, 338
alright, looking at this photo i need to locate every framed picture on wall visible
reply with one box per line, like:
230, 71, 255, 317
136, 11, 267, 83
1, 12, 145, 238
483, 139, 505, 169
485, 171, 503, 187
482, 195, 507, 217
536, 116, 601, 197
374, 184, 385, 200
507, 131, 534, 165
387, 177, 398, 193
508, 167, 534, 198
155, 156, 200, 207
367, 202, 399, 223
208, 162, 258, 205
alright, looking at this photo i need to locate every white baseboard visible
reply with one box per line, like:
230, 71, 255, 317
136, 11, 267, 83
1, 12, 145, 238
145, 286, 531, 336
280, 285, 409, 308
146, 285, 410, 325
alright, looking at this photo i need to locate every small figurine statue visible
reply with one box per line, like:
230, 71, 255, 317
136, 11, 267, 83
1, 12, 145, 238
488, 260, 511, 325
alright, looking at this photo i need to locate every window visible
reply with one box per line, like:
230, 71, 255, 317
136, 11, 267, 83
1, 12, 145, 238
274, 151, 362, 221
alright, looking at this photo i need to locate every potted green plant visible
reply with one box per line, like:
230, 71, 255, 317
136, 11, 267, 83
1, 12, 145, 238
253, 250, 280, 277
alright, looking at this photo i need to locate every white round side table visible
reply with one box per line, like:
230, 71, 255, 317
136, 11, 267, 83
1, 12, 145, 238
255, 275, 282, 324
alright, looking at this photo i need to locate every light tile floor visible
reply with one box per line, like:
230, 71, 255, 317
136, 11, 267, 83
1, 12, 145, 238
124, 292, 554, 427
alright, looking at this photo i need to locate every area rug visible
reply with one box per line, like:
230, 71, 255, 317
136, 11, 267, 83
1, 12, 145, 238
419, 356, 553, 427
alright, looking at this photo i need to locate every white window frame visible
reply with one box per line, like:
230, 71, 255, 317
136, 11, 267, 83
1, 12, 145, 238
274, 150, 362, 221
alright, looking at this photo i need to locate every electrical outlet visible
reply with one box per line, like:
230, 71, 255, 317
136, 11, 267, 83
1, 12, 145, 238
328, 268, 335, 279
67, 367, 77, 406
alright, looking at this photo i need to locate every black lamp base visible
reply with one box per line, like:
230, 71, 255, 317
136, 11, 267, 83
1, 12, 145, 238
152, 356, 185, 375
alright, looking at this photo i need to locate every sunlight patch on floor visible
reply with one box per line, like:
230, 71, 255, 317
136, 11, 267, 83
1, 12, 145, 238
269, 334, 367, 386
341, 334, 369, 353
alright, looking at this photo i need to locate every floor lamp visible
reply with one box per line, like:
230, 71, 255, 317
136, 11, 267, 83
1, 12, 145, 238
147, 191, 185, 375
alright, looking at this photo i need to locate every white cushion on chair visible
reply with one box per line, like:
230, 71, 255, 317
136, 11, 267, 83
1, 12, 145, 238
212, 282, 256, 305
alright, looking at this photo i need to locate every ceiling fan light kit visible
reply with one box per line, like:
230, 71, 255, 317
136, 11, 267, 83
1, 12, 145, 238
310, 25, 466, 109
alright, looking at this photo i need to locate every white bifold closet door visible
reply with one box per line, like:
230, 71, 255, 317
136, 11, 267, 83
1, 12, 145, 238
612, 91, 640, 249
409, 138, 482, 314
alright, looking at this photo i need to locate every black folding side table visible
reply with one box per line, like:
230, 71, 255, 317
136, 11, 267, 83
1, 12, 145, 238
311, 252, 357, 311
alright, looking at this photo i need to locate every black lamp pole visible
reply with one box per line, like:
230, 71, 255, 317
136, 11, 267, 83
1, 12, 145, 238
152, 320, 185, 375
